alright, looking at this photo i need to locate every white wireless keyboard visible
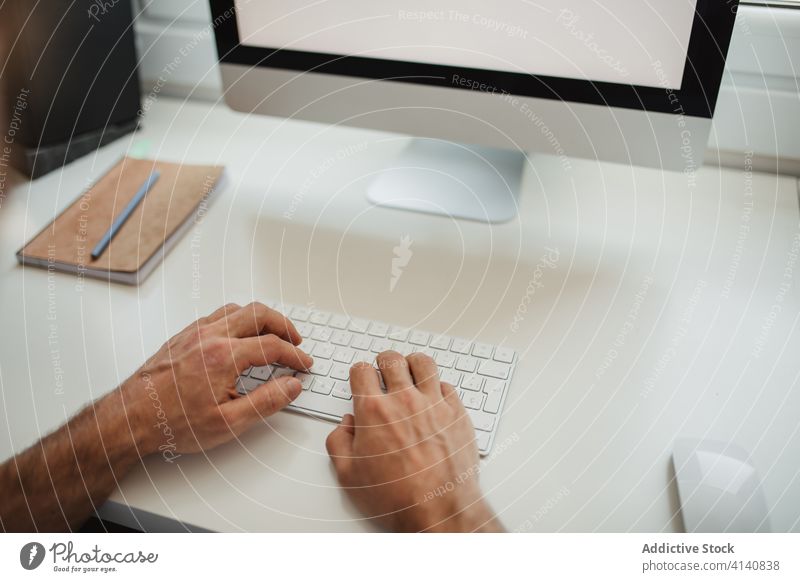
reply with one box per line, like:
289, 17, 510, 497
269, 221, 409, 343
236, 301, 516, 456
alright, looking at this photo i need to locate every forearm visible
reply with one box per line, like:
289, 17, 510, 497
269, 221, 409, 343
0, 388, 153, 531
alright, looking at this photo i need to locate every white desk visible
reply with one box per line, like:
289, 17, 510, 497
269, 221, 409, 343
1, 98, 798, 532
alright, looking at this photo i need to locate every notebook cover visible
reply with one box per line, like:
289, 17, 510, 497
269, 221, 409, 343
17, 156, 224, 278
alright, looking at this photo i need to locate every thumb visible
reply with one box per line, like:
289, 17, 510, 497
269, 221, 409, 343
224, 375, 302, 431
326, 414, 355, 477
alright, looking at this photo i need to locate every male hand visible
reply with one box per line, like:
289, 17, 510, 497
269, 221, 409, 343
121, 302, 313, 457
326, 351, 503, 532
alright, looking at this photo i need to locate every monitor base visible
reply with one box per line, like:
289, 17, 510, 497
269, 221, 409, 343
367, 139, 524, 223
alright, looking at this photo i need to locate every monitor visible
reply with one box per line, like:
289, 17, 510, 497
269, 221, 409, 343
211, 0, 738, 222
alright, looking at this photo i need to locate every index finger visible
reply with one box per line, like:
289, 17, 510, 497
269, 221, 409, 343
349, 361, 383, 415
216, 301, 301, 344
234, 335, 313, 373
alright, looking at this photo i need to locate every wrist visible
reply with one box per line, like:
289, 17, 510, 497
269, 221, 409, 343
425, 498, 504, 533
116, 372, 164, 457
403, 480, 503, 532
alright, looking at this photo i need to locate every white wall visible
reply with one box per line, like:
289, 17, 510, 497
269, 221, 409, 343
132, 1, 800, 173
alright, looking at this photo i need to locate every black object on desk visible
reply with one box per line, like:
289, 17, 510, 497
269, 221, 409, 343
1, 0, 141, 179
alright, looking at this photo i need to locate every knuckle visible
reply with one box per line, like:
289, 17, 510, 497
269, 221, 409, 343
325, 430, 339, 453
250, 301, 270, 318
203, 338, 232, 366
260, 333, 282, 350
197, 326, 214, 342
204, 337, 225, 355
360, 395, 383, 415
398, 389, 419, 409
242, 301, 269, 327
223, 302, 241, 313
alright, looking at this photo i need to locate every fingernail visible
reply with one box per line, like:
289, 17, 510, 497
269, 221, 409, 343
287, 378, 302, 395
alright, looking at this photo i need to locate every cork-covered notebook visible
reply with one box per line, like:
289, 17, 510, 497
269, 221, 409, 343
17, 157, 226, 285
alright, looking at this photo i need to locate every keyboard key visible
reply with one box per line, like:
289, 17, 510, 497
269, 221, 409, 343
271, 366, 297, 380
309, 310, 331, 325
332, 382, 352, 400
249, 365, 274, 381
296, 373, 314, 391
430, 335, 451, 350
434, 351, 457, 368
368, 322, 389, 337
236, 376, 261, 395
329, 314, 350, 329
313, 344, 335, 359
462, 391, 484, 410
478, 360, 510, 380
391, 342, 411, 354
370, 338, 392, 353
409, 330, 430, 346
242, 366, 252, 376
330, 363, 350, 381
309, 360, 332, 376
468, 410, 495, 432
350, 335, 372, 350
461, 375, 483, 392
311, 378, 334, 395
349, 318, 369, 333
291, 306, 311, 321
494, 346, 516, 363
353, 350, 372, 365
296, 323, 313, 338
440, 369, 461, 385
333, 347, 355, 363
311, 326, 333, 342
388, 327, 409, 341
331, 331, 352, 346
483, 379, 506, 413
451, 338, 471, 354
472, 342, 493, 359
300, 340, 316, 355
456, 356, 478, 373
420, 348, 437, 358
484, 378, 505, 394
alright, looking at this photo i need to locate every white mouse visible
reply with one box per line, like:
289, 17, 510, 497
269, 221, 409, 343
672, 439, 771, 532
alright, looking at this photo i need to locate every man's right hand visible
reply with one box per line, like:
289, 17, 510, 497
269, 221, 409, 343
122, 302, 313, 457
0, 302, 314, 532
326, 351, 503, 532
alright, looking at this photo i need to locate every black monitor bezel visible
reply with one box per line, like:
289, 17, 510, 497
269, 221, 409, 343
210, 0, 738, 119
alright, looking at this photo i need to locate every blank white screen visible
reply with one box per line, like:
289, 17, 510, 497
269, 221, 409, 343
234, 0, 697, 90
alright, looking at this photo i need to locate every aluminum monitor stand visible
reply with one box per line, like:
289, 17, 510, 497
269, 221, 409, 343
367, 139, 525, 224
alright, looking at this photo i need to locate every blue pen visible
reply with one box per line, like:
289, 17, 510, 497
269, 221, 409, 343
91, 170, 161, 260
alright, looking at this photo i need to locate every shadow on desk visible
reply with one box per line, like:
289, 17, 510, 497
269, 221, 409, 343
79, 516, 141, 533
